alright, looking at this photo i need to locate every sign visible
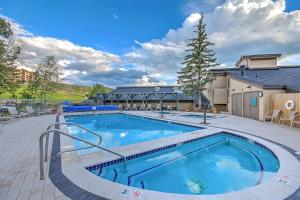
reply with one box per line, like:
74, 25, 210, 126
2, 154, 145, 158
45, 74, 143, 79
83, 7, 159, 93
277, 175, 289, 185
120, 189, 130, 197
251, 97, 257, 107
120, 189, 142, 198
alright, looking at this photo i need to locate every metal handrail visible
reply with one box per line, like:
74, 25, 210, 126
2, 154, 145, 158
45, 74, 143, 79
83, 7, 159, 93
40, 129, 128, 180
44, 122, 102, 161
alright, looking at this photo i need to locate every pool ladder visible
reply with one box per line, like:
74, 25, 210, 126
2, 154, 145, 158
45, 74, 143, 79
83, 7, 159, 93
39, 121, 128, 180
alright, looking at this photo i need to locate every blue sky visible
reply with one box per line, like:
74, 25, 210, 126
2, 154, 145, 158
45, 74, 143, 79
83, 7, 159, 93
1, 0, 189, 54
1, 0, 300, 86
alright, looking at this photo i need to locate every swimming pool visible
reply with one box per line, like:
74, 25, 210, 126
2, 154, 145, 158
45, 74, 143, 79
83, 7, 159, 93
87, 133, 279, 195
64, 114, 200, 153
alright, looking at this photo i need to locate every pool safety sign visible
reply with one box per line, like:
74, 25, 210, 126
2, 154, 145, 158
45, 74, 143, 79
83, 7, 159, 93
120, 189, 142, 198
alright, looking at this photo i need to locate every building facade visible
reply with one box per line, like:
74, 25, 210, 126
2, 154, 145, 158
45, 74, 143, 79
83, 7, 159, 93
205, 54, 300, 121
13, 68, 34, 84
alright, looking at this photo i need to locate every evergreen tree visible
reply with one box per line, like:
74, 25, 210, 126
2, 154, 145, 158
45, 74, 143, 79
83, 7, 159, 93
178, 13, 218, 108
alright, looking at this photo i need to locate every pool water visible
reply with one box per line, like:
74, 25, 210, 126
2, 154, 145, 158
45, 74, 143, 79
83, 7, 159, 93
64, 114, 200, 153
89, 133, 279, 195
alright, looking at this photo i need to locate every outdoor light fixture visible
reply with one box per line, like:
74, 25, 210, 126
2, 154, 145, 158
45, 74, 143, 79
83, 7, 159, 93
258, 91, 263, 97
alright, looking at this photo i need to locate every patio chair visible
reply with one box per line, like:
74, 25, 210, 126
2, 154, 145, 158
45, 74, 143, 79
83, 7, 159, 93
264, 109, 281, 123
140, 104, 145, 110
25, 106, 38, 116
118, 104, 123, 111
4, 106, 28, 118
146, 104, 153, 111
292, 113, 300, 128
132, 104, 138, 110
155, 104, 161, 111
280, 111, 299, 128
125, 103, 130, 110
166, 105, 172, 111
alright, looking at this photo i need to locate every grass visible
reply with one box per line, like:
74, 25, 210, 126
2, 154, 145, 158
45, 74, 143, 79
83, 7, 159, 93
0, 83, 93, 102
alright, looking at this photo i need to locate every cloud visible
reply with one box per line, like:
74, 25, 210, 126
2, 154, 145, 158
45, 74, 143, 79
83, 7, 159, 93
2, 0, 300, 86
113, 13, 119, 20
125, 0, 300, 84
1, 15, 164, 87
181, 0, 225, 14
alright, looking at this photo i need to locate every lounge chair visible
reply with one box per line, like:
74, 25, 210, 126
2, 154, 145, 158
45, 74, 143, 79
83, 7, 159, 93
140, 104, 145, 110
132, 104, 137, 110
25, 106, 38, 116
264, 109, 281, 123
280, 111, 299, 128
166, 105, 172, 111
155, 104, 161, 111
118, 104, 123, 111
125, 104, 130, 110
4, 106, 28, 118
292, 113, 300, 128
146, 104, 153, 111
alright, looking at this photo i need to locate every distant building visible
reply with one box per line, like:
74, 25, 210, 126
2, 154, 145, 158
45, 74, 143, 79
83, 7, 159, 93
89, 86, 210, 111
13, 68, 34, 84
205, 54, 300, 121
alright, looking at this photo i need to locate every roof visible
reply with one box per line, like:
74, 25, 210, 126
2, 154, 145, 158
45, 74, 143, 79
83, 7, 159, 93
110, 86, 181, 94
225, 66, 300, 92
90, 85, 210, 106
235, 54, 282, 66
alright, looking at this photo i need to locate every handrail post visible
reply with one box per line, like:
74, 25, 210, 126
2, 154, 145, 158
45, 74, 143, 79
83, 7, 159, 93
39, 134, 45, 180
44, 134, 49, 161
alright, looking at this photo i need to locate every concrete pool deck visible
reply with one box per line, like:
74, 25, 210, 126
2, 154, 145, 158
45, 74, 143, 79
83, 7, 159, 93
0, 111, 300, 200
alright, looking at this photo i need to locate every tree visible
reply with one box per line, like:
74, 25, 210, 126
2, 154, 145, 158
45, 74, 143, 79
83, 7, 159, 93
177, 13, 218, 109
89, 83, 111, 97
24, 56, 64, 99
0, 18, 22, 96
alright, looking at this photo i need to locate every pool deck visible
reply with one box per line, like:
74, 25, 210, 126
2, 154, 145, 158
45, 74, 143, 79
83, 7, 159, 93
0, 111, 300, 200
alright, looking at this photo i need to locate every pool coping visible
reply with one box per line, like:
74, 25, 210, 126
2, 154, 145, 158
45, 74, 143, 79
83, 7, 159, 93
50, 111, 300, 200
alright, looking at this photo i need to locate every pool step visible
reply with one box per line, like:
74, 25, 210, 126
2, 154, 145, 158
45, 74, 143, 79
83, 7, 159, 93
101, 168, 118, 182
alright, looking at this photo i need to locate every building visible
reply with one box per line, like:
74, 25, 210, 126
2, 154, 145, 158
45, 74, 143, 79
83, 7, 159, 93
90, 86, 210, 111
205, 54, 300, 121
13, 68, 34, 84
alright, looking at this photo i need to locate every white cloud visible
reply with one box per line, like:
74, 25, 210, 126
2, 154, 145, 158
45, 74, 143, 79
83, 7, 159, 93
2, 0, 300, 86
1, 16, 163, 87
125, 0, 300, 84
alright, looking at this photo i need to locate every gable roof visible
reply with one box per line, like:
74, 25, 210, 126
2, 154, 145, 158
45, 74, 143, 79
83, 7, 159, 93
224, 66, 300, 92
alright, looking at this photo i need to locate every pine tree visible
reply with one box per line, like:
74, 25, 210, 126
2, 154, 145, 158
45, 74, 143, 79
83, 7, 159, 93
178, 13, 218, 109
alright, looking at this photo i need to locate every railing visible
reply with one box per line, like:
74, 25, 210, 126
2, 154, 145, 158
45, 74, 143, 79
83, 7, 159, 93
43, 122, 102, 161
39, 122, 127, 180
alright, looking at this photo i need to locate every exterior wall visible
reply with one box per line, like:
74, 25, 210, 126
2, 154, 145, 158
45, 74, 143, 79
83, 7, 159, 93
237, 58, 249, 68
228, 78, 285, 121
228, 78, 263, 120
237, 58, 278, 69
262, 89, 286, 117
13, 69, 34, 83
205, 74, 228, 108
249, 58, 278, 69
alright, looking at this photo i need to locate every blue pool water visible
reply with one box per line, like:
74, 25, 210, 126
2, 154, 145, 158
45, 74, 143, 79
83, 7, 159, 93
64, 114, 199, 153
89, 133, 279, 195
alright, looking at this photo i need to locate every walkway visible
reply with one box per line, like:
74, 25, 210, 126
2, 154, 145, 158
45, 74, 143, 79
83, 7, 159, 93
0, 115, 70, 200
129, 111, 300, 151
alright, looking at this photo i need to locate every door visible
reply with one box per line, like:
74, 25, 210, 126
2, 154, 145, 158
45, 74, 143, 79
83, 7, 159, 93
231, 93, 242, 116
243, 91, 259, 120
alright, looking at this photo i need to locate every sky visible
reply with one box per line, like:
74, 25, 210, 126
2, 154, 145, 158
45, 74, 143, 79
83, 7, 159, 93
1, 0, 300, 87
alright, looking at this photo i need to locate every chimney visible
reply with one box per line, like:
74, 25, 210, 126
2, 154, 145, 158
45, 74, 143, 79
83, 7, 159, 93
240, 65, 246, 76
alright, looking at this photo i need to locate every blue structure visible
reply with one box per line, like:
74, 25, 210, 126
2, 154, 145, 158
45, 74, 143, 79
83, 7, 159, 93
63, 105, 118, 112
